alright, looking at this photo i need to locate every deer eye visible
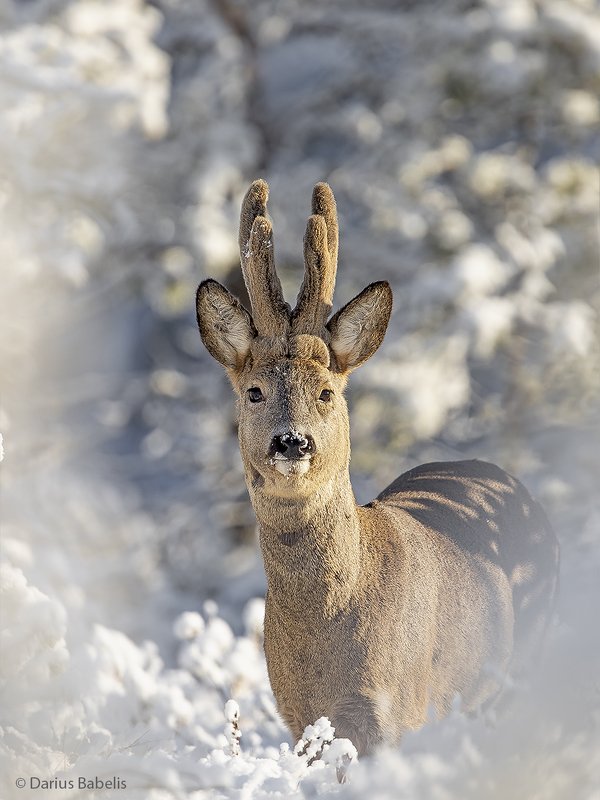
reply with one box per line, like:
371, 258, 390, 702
319, 388, 333, 403
247, 387, 264, 403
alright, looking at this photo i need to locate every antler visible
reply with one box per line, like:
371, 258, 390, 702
291, 183, 339, 337
239, 179, 290, 337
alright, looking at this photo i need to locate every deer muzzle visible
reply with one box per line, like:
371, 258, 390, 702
268, 432, 315, 476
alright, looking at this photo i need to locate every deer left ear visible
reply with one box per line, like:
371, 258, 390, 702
196, 279, 256, 371
327, 281, 392, 373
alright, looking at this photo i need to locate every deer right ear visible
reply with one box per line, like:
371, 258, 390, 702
327, 281, 392, 373
196, 279, 256, 371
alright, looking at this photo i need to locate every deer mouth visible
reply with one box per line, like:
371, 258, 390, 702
268, 453, 312, 477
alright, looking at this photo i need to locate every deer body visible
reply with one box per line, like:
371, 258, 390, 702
196, 181, 559, 755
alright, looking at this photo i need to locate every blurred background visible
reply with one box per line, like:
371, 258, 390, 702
1, 0, 599, 796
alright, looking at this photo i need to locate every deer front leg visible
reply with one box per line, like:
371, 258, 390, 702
330, 694, 384, 757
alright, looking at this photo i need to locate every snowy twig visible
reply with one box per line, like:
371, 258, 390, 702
224, 699, 241, 757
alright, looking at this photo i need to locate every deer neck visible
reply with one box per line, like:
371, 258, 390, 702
249, 469, 362, 616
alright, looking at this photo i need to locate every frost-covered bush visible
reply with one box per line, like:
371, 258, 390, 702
0, 0, 168, 286
0, 564, 357, 799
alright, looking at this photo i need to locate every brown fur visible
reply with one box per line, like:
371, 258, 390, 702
195, 180, 559, 756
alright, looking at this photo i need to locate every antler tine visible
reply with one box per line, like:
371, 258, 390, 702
311, 182, 339, 270
292, 182, 339, 336
239, 179, 290, 336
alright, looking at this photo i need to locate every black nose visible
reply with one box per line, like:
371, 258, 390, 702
270, 432, 314, 459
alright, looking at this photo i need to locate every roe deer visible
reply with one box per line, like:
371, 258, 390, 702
196, 180, 560, 756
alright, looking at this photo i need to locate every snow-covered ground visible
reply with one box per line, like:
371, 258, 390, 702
1, 0, 599, 797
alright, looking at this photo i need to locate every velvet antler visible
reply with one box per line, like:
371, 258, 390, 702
291, 183, 339, 337
238, 179, 290, 337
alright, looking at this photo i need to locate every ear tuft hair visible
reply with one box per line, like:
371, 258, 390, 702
327, 281, 392, 373
196, 279, 256, 371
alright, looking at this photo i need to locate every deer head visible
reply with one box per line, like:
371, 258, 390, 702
196, 180, 392, 499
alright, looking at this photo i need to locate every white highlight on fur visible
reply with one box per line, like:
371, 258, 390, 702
210, 293, 253, 356
330, 320, 360, 359
330, 294, 381, 359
